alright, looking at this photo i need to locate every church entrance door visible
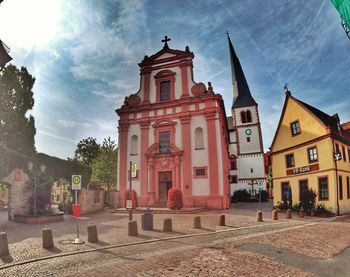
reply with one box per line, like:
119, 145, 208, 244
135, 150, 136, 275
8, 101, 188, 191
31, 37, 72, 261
158, 171, 172, 205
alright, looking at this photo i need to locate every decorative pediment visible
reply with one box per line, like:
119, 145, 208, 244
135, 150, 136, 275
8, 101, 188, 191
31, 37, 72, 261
154, 53, 177, 60
139, 48, 194, 67
145, 143, 183, 157
152, 118, 177, 128
154, 70, 176, 79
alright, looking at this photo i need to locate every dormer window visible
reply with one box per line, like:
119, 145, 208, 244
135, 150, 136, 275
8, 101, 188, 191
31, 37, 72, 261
160, 81, 170, 101
290, 121, 301, 136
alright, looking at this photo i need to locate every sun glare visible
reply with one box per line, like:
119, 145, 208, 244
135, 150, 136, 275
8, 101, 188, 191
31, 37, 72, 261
0, 0, 64, 48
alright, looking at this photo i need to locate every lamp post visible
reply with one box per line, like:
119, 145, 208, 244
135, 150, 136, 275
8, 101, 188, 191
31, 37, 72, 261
27, 161, 46, 216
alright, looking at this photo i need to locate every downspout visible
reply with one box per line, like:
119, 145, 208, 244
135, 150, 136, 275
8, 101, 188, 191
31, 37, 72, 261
331, 137, 340, 216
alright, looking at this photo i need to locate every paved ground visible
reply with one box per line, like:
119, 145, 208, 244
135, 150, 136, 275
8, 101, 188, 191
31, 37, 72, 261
0, 200, 350, 276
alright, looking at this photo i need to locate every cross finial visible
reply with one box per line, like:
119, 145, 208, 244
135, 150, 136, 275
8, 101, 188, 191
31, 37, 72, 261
161, 35, 171, 49
283, 82, 291, 96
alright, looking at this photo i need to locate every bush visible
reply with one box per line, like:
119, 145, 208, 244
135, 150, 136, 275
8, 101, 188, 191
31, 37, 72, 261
124, 189, 137, 208
315, 203, 333, 215
167, 187, 183, 209
276, 200, 289, 210
300, 189, 317, 215
232, 189, 251, 202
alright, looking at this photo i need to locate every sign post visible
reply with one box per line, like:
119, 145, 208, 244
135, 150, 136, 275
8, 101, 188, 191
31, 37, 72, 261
71, 175, 84, 244
128, 162, 137, 220
258, 182, 263, 211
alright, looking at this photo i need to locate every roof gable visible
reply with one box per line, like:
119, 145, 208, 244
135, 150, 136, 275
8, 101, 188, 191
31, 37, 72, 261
270, 92, 329, 152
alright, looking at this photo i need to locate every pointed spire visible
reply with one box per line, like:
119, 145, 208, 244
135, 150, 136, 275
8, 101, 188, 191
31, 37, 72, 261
227, 32, 256, 109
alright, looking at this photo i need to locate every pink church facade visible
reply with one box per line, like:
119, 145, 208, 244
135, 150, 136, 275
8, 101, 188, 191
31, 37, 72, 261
116, 38, 231, 209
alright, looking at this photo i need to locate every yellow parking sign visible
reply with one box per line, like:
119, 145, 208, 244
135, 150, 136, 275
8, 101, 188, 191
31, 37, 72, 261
72, 175, 82, 190
131, 163, 137, 178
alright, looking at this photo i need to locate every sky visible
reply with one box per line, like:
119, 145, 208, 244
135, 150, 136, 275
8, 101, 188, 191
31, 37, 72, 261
0, 0, 349, 159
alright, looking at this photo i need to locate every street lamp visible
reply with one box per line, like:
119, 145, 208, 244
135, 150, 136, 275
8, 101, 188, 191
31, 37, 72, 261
27, 161, 46, 216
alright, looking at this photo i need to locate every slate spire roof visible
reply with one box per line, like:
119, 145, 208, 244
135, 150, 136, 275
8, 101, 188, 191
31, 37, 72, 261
227, 33, 257, 109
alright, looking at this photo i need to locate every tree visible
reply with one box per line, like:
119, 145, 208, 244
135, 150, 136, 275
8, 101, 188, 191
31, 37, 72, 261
0, 64, 36, 155
91, 137, 117, 205
74, 137, 100, 166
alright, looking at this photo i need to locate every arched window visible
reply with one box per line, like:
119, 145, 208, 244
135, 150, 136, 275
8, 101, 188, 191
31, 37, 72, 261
194, 127, 205, 150
246, 110, 252, 123
240, 111, 247, 123
130, 135, 138, 155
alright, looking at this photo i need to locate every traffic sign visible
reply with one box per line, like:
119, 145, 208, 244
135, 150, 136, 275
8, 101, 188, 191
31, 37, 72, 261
131, 163, 137, 178
258, 183, 263, 190
72, 175, 82, 190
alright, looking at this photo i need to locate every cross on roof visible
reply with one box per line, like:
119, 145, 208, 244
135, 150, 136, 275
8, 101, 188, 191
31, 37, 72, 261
283, 82, 289, 92
161, 35, 171, 49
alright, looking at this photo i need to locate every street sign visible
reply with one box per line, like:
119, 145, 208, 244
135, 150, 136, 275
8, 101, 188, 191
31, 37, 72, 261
258, 183, 263, 190
131, 163, 137, 178
126, 200, 132, 209
72, 175, 82, 190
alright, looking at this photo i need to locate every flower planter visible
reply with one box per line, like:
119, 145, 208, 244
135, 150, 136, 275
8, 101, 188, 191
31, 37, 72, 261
13, 212, 64, 224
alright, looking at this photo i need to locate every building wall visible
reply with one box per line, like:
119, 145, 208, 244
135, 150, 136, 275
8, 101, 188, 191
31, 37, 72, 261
116, 46, 230, 209
271, 95, 350, 214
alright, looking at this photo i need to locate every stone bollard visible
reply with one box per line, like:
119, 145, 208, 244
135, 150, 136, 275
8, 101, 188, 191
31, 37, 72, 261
128, 220, 138, 236
272, 209, 278, 220
42, 228, 54, 249
299, 208, 305, 218
218, 215, 225, 226
193, 216, 201, 229
286, 209, 292, 219
141, 208, 154, 230
163, 218, 172, 232
257, 211, 263, 222
0, 232, 9, 256
311, 208, 316, 217
87, 225, 98, 243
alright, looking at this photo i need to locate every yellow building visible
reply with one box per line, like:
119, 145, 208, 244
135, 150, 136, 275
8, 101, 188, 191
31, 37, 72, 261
271, 90, 350, 215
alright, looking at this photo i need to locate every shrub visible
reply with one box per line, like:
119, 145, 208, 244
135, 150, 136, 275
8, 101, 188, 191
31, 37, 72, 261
300, 189, 317, 215
276, 200, 289, 210
315, 203, 333, 215
232, 189, 251, 202
124, 189, 137, 208
167, 187, 183, 209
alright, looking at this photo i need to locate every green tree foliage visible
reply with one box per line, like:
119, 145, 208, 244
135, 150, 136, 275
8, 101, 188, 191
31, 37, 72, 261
74, 137, 100, 166
0, 64, 36, 156
91, 137, 117, 192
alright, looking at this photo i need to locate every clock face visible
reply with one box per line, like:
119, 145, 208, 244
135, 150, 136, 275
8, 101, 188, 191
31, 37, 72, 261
245, 129, 252, 135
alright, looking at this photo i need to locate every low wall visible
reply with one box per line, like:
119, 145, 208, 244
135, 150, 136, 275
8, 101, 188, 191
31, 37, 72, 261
78, 189, 104, 214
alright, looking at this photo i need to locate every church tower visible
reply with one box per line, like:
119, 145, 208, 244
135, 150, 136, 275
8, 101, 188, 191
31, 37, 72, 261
226, 33, 266, 194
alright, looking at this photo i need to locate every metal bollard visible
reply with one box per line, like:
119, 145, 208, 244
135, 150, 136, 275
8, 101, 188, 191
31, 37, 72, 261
87, 225, 98, 243
42, 228, 54, 249
0, 232, 9, 256
141, 208, 153, 230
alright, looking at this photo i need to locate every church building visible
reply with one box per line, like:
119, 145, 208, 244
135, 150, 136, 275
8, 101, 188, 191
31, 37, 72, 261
226, 34, 267, 194
116, 37, 231, 209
